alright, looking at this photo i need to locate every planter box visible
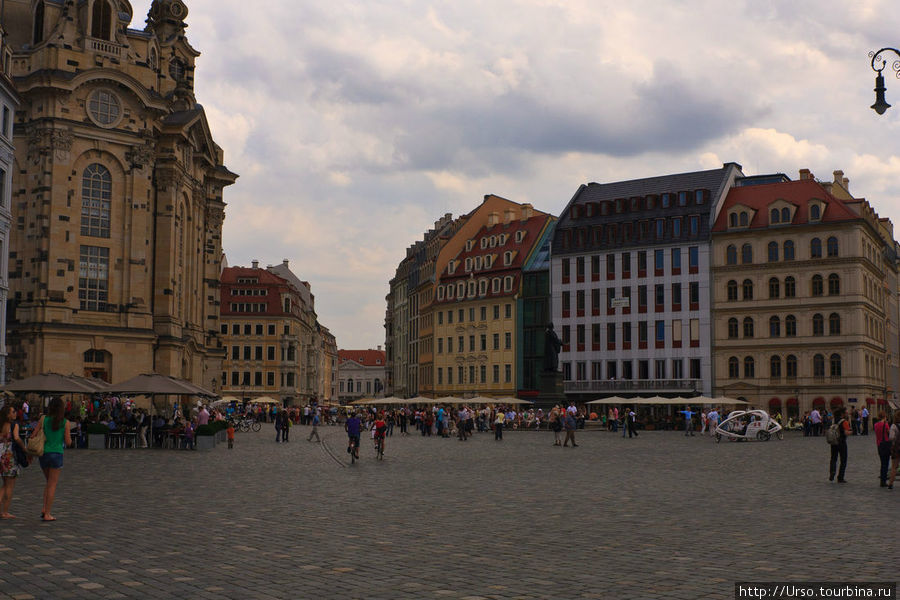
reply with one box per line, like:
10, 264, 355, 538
216, 430, 226, 443
196, 435, 216, 451
88, 434, 107, 450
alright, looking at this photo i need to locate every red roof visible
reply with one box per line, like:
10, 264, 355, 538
339, 350, 386, 367
712, 180, 860, 232
220, 267, 297, 318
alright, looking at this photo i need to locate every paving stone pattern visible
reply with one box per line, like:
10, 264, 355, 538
0, 426, 893, 599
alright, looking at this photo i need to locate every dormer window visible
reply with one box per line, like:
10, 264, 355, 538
456, 282, 465, 298
480, 237, 488, 249
490, 236, 497, 248
478, 279, 488, 296
781, 207, 790, 223
448, 260, 457, 274
474, 256, 483, 270
492, 278, 501, 293
695, 190, 705, 205
770, 208, 779, 224
447, 284, 455, 299
601, 202, 610, 216
465, 257, 472, 272
810, 204, 821, 221
467, 281, 476, 298
466, 240, 474, 251
437, 286, 445, 301
661, 193, 671, 208
504, 276, 514, 292
504, 251, 513, 266
585, 203, 594, 217
678, 191, 688, 206
729, 213, 738, 227
515, 230, 525, 243
91, 0, 114, 41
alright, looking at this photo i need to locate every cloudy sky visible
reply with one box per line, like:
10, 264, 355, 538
131, 0, 900, 350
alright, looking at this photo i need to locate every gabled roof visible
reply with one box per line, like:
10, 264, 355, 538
711, 179, 860, 232
339, 350, 386, 367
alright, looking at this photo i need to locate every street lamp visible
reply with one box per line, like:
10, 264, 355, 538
869, 48, 900, 114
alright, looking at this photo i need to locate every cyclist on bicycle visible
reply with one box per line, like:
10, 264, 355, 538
373, 412, 387, 455
345, 412, 362, 459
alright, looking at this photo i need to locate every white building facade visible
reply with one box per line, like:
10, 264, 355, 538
551, 164, 744, 400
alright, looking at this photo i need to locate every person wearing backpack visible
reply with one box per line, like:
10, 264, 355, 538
828, 406, 850, 483
887, 410, 900, 489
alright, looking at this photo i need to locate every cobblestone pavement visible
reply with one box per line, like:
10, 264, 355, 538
0, 425, 893, 599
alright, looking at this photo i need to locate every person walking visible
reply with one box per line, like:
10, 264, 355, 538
679, 407, 696, 436
36, 398, 72, 521
888, 411, 900, 489
226, 421, 235, 449
281, 411, 291, 443
274, 411, 283, 443
874, 411, 891, 487
550, 408, 562, 446
828, 406, 850, 483
494, 410, 504, 441
0, 404, 25, 519
627, 408, 638, 438
307, 411, 321, 443
810, 408, 822, 436
563, 411, 578, 447
861, 406, 870, 436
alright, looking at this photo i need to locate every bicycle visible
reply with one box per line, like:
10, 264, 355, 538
348, 435, 360, 464
236, 418, 262, 433
374, 435, 384, 460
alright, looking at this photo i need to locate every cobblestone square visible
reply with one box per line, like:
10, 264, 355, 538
0, 426, 892, 599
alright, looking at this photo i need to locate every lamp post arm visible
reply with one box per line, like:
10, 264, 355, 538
870, 48, 900, 74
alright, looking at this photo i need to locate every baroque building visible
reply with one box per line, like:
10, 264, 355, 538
552, 164, 744, 399
711, 169, 899, 418
338, 348, 386, 404
220, 261, 335, 406
0, 16, 18, 385
3, 0, 236, 385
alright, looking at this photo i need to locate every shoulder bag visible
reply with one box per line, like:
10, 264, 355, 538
26, 419, 45, 456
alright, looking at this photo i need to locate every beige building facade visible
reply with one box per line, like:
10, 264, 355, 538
711, 170, 897, 418
4, 0, 236, 386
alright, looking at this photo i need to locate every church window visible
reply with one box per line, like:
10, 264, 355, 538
81, 164, 111, 238
88, 89, 121, 126
33, 2, 45, 44
79, 246, 110, 311
91, 0, 114, 41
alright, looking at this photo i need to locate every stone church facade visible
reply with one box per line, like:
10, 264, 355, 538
2, 0, 237, 388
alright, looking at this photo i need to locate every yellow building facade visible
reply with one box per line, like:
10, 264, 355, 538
711, 170, 897, 418
3, 0, 236, 386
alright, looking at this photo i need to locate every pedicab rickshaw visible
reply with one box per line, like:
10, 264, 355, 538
714, 409, 783, 442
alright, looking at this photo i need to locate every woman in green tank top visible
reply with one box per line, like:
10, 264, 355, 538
35, 397, 71, 522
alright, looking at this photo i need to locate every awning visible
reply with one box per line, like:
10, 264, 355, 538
786, 398, 798, 406
830, 397, 843, 407
769, 397, 781, 407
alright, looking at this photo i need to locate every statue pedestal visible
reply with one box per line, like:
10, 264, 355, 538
535, 370, 566, 407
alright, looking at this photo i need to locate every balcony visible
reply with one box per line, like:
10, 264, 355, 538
564, 379, 702, 394
88, 37, 122, 58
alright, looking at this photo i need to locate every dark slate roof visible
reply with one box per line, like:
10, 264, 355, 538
553, 163, 742, 255
161, 107, 203, 126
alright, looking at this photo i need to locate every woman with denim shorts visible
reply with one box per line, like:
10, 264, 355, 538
36, 397, 71, 522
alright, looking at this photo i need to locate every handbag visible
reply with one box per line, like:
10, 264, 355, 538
26, 422, 45, 456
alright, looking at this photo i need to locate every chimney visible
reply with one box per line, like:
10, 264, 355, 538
843, 177, 849, 191
377, 345, 382, 351
282, 259, 289, 267
832, 170, 844, 186
251, 260, 259, 269
799, 168, 813, 181
488, 212, 499, 227
521, 203, 534, 221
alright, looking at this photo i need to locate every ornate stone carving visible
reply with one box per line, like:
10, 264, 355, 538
205, 205, 224, 229
125, 142, 156, 170
26, 126, 73, 164
155, 169, 179, 192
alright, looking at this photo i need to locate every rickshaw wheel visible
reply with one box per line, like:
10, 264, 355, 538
757, 430, 771, 441
776, 430, 784, 440
714, 433, 721, 443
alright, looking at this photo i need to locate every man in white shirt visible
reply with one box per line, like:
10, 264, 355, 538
810, 408, 822, 436
861, 406, 870, 435
197, 405, 210, 426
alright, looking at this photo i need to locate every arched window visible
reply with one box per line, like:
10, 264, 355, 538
810, 237, 822, 258
828, 273, 840, 295
744, 356, 755, 378
769, 316, 780, 337
729, 213, 737, 227
739, 212, 749, 226
783, 240, 795, 260
813, 354, 825, 377
741, 243, 752, 264
827, 236, 839, 257
812, 313, 824, 336
742, 279, 753, 300
830, 354, 842, 377
785, 315, 797, 337
727, 280, 738, 301
743, 317, 754, 338
811, 274, 823, 297
781, 207, 790, 223
784, 276, 796, 298
81, 164, 111, 238
786, 354, 797, 378
767, 241, 778, 262
770, 356, 782, 378
33, 1, 45, 44
810, 204, 821, 221
829, 313, 841, 335
727, 318, 739, 339
726, 244, 737, 265
768, 277, 779, 299
728, 357, 739, 378
91, 0, 113, 40
770, 208, 779, 224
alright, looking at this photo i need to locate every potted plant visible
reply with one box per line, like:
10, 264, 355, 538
194, 424, 216, 450
86, 423, 110, 449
